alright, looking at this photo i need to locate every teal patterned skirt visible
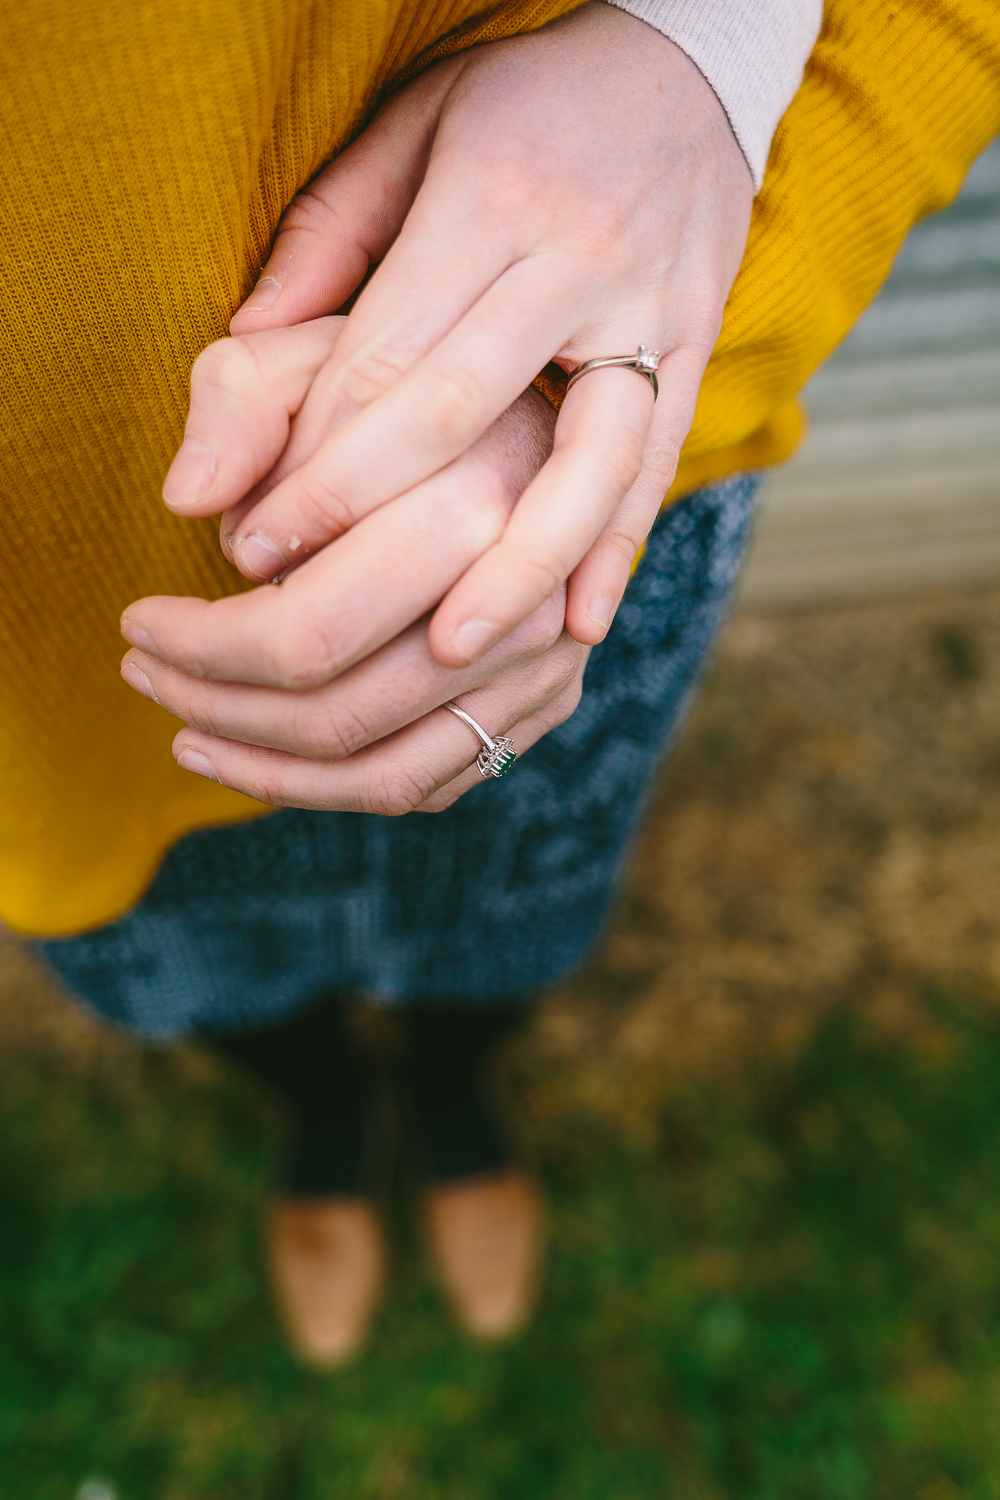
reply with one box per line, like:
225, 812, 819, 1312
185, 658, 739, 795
35, 474, 759, 1035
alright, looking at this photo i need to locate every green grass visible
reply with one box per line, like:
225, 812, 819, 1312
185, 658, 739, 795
5, 991, 1000, 1498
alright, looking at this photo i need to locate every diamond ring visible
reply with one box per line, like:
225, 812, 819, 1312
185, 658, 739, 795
565, 344, 661, 400
442, 702, 518, 779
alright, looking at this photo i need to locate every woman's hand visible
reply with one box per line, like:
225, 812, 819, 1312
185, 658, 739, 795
162, 1, 752, 664
122, 320, 586, 812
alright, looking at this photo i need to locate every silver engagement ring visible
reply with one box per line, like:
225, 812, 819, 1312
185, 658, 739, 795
565, 344, 662, 400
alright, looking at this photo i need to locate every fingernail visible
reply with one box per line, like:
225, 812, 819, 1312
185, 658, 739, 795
163, 436, 217, 506
120, 660, 159, 704
176, 748, 220, 782
120, 615, 156, 652
243, 275, 283, 311
452, 618, 501, 663
587, 595, 615, 634
237, 530, 286, 580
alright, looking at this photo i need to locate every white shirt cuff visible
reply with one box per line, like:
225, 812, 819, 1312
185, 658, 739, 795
601, 0, 823, 190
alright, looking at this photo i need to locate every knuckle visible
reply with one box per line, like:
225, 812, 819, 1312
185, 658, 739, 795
277, 186, 349, 243
461, 483, 511, 554
511, 591, 567, 655
678, 300, 726, 352
364, 761, 434, 817
546, 679, 584, 729
510, 545, 565, 607
185, 701, 229, 740
247, 765, 288, 808
422, 364, 489, 446
556, 681, 584, 722
278, 190, 327, 234
534, 644, 581, 703
642, 433, 683, 479
599, 427, 645, 494
289, 696, 371, 761
420, 785, 463, 814
535, 589, 569, 645
603, 524, 640, 569
685, 328, 722, 362
165, 681, 228, 738
472, 167, 534, 225
192, 337, 262, 403
268, 618, 338, 690
293, 465, 356, 542
568, 209, 629, 273
338, 345, 412, 409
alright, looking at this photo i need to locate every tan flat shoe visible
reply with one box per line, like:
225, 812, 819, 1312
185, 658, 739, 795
424, 1170, 544, 1342
266, 1196, 385, 1369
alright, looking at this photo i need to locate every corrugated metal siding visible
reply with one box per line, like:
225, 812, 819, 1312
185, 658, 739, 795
738, 138, 1000, 609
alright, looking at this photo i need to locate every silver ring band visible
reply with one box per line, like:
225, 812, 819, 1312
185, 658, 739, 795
443, 701, 517, 779
566, 344, 661, 401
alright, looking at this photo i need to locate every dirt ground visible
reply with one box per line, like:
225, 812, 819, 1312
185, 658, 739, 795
6, 582, 1000, 1101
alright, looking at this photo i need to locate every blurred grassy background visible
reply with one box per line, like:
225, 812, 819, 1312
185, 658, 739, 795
6, 585, 1000, 1499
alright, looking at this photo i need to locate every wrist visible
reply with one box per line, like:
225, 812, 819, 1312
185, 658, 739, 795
599, 0, 823, 190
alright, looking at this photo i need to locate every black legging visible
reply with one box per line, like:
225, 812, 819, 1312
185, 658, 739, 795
202, 999, 529, 1197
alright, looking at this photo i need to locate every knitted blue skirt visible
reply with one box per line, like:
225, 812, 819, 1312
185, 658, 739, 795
35, 474, 759, 1036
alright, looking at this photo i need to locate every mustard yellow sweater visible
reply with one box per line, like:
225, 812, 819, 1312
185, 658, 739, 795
0, 0, 998, 937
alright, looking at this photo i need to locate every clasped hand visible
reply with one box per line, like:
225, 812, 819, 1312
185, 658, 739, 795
122, 318, 586, 812
120, 3, 752, 812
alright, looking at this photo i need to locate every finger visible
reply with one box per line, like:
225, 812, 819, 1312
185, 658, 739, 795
415, 679, 585, 813
218, 371, 553, 593
120, 591, 569, 760
122, 622, 444, 761
121, 408, 548, 688
229, 61, 463, 334
167, 643, 582, 814
218, 146, 528, 558
429, 339, 713, 665
562, 353, 710, 642
228, 97, 537, 505
247, 155, 525, 470
225, 256, 578, 581
561, 482, 662, 645
424, 361, 652, 666
172, 722, 460, 816
162, 319, 344, 515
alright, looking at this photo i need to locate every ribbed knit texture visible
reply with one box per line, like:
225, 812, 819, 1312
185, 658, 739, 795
1, 0, 998, 937
603, 0, 823, 189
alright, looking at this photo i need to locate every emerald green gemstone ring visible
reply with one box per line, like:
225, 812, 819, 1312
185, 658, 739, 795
443, 701, 518, 779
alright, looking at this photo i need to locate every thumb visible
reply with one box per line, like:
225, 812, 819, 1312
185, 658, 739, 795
230, 59, 463, 335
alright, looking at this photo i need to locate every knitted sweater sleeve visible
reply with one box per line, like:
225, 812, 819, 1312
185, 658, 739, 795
601, 0, 824, 190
